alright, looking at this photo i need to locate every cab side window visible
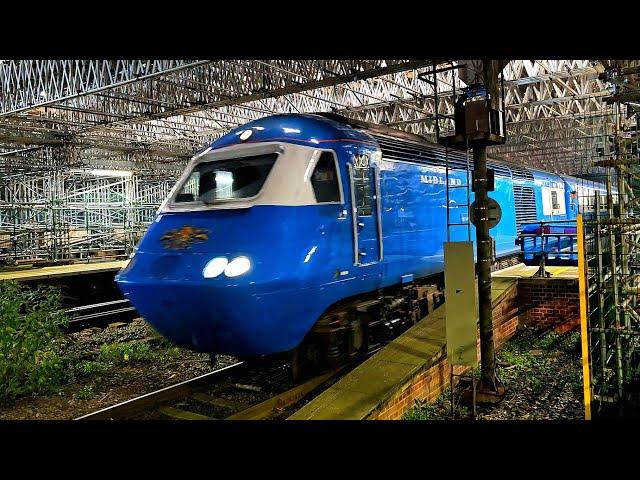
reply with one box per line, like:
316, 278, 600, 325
353, 167, 372, 216
311, 152, 341, 203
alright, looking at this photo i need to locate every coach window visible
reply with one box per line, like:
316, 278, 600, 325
551, 190, 559, 210
353, 166, 372, 216
311, 152, 341, 203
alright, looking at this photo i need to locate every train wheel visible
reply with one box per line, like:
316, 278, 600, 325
291, 348, 304, 383
291, 337, 323, 382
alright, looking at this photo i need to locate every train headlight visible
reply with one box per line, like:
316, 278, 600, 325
203, 257, 228, 278
224, 256, 251, 277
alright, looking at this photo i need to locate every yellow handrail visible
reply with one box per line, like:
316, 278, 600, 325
577, 213, 592, 420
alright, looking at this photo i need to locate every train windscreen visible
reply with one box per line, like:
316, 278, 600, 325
174, 153, 278, 204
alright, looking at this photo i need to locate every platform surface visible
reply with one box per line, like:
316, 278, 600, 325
289, 276, 517, 420
0, 260, 128, 282
492, 263, 578, 280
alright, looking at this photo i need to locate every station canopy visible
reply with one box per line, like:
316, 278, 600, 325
0, 59, 638, 176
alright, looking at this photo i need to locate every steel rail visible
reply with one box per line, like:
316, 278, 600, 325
74, 361, 245, 420
65, 299, 137, 327
76, 342, 385, 421
227, 366, 347, 420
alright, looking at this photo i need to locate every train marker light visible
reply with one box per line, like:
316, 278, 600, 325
203, 257, 228, 278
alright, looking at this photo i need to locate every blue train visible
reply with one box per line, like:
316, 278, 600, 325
116, 113, 605, 370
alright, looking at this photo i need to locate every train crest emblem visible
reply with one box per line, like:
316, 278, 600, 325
160, 225, 209, 249
352, 154, 370, 169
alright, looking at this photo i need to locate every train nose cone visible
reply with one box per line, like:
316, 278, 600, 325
119, 282, 212, 349
116, 248, 317, 357
117, 276, 313, 357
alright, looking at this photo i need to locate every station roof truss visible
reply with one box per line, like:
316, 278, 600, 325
0, 59, 636, 176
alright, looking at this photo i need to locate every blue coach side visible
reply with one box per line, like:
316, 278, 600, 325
373, 136, 519, 283
530, 169, 572, 222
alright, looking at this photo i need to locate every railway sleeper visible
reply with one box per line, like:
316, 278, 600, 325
191, 393, 251, 411
157, 406, 214, 421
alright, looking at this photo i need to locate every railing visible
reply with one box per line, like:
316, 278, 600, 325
516, 220, 578, 273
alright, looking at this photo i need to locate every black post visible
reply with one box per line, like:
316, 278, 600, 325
473, 144, 496, 390
474, 60, 506, 399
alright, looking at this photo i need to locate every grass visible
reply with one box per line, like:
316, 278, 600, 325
74, 384, 95, 400
155, 346, 181, 362
79, 360, 110, 376
99, 341, 154, 364
55, 338, 195, 406
403, 388, 472, 420
69, 340, 182, 384
404, 399, 443, 420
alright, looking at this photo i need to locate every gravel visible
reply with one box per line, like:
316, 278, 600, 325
405, 325, 585, 420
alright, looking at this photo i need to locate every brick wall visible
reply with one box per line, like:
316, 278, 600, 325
372, 284, 520, 420
517, 278, 579, 334
372, 276, 580, 420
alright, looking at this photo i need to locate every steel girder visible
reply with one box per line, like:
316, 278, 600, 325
0, 59, 628, 175
0, 60, 210, 116
0, 59, 433, 170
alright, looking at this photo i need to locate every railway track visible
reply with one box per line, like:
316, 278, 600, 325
71, 254, 522, 420
75, 358, 350, 421
64, 299, 138, 330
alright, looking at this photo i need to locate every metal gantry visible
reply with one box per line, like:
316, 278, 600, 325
0, 60, 615, 172
0, 168, 176, 265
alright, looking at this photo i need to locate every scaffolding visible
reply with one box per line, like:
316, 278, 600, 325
577, 99, 640, 413
0, 168, 177, 266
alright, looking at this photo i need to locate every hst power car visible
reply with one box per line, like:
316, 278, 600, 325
116, 113, 605, 369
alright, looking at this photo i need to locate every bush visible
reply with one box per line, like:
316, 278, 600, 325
99, 341, 153, 364
79, 360, 109, 376
0, 281, 68, 405
74, 384, 95, 400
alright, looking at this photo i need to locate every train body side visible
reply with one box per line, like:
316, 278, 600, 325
530, 169, 572, 222
116, 113, 568, 357
375, 157, 519, 286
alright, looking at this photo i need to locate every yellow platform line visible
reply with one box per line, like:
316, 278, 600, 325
0, 260, 127, 282
550, 266, 571, 276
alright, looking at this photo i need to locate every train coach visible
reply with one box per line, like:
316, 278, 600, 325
116, 113, 605, 373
